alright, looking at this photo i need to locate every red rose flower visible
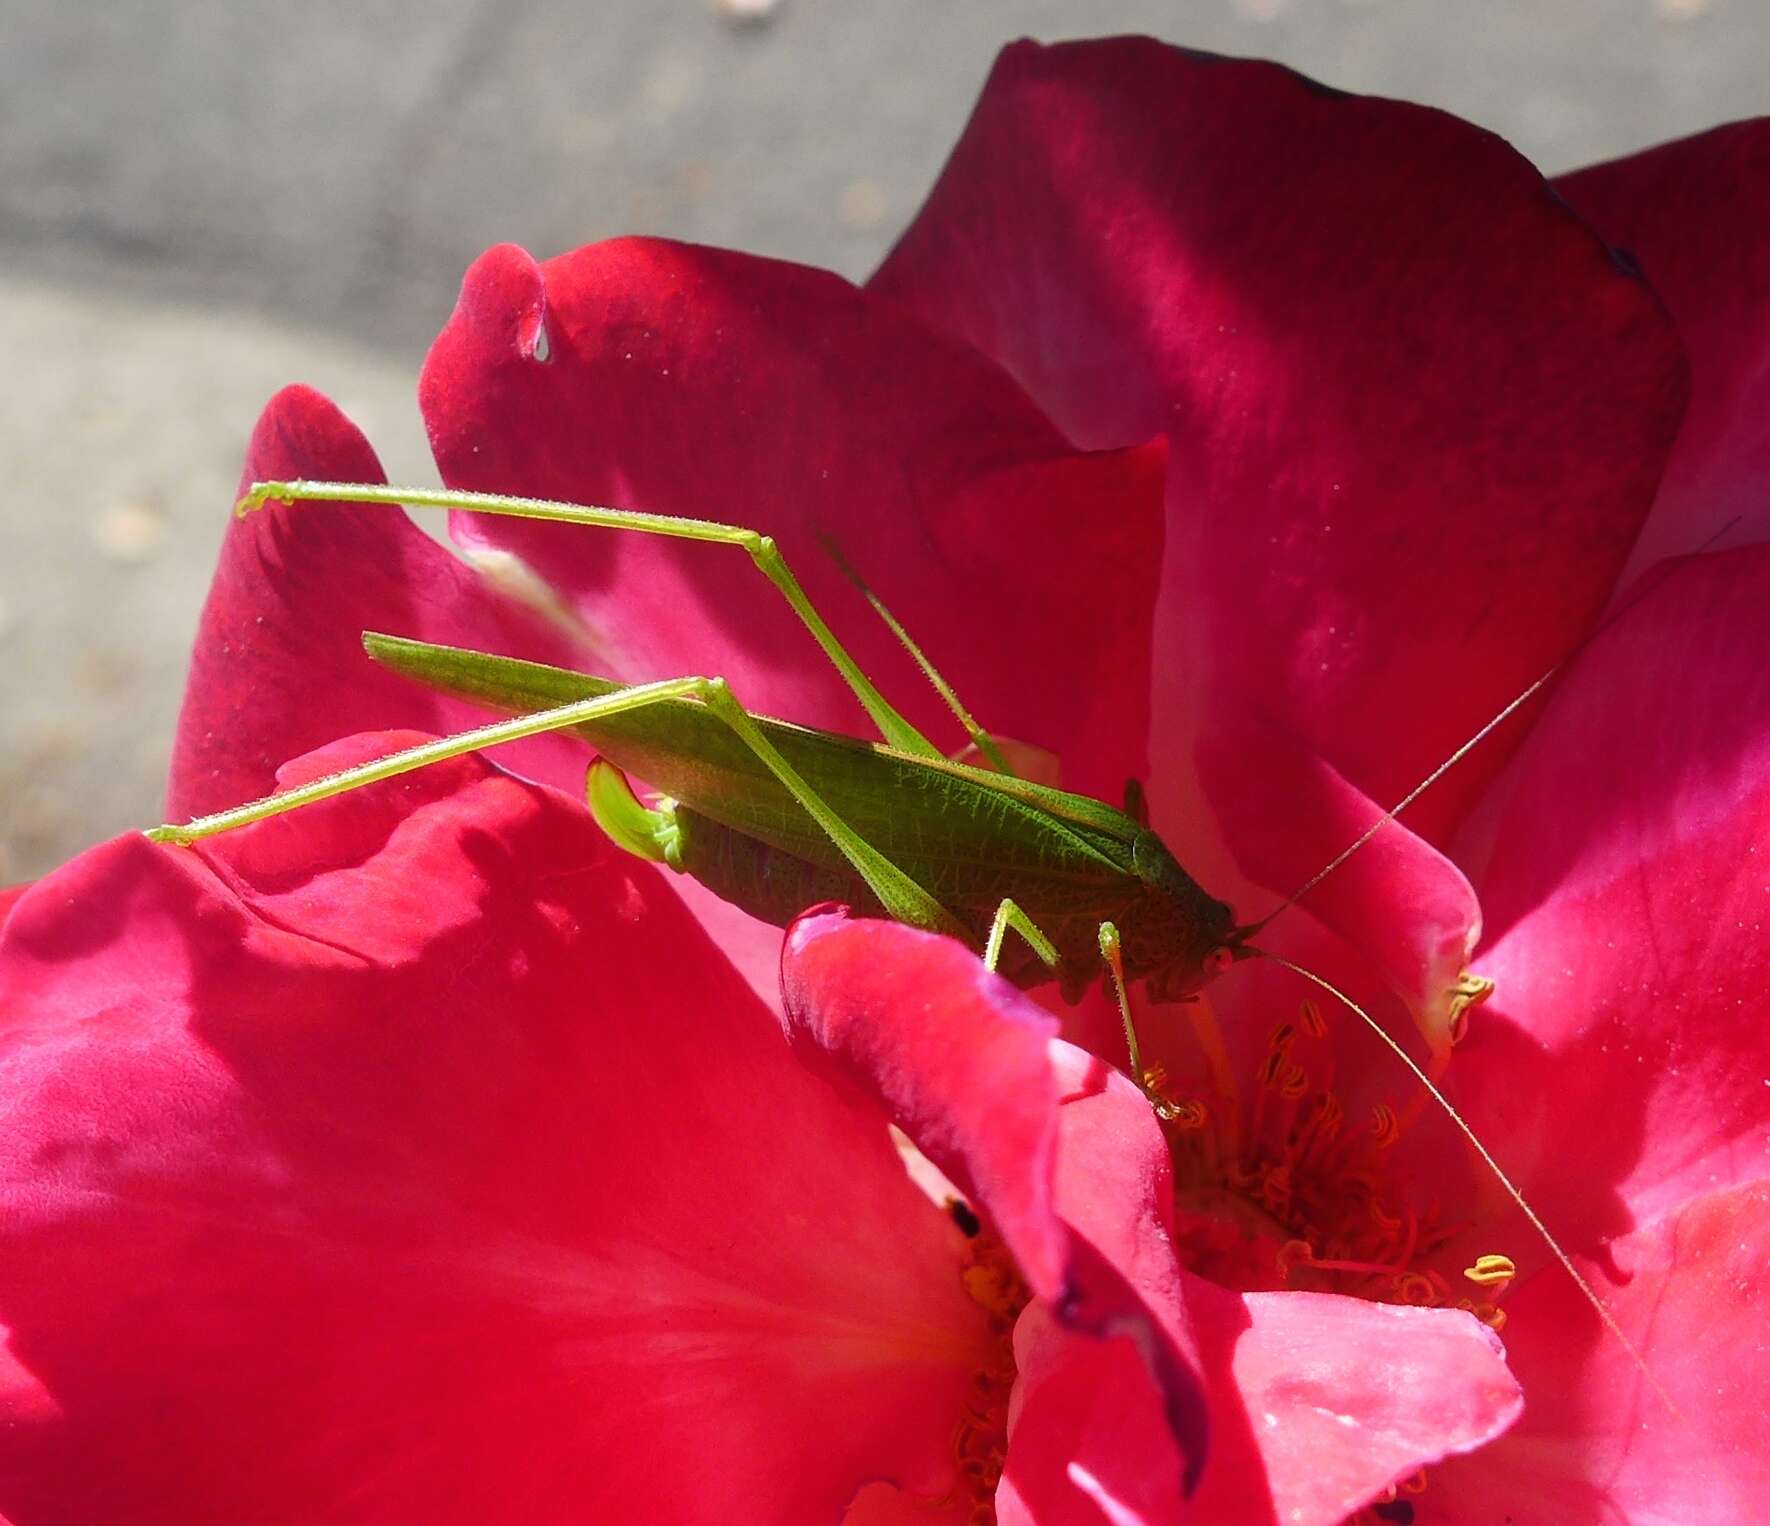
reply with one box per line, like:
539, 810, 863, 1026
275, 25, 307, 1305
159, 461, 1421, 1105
4, 33, 1766, 1525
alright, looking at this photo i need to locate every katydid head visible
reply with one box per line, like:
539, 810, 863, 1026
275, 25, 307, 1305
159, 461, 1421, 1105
1125, 827, 1261, 1000
1142, 919, 1260, 1002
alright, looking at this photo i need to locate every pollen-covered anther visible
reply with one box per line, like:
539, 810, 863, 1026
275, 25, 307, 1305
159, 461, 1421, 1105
1445, 971, 1495, 1047
1139, 1063, 1206, 1128
1392, 1270, 1440, 1305
961, 1261, 1025, 1320
1160, 1098, 1209, 1129
1462, 1252, 1517, 1293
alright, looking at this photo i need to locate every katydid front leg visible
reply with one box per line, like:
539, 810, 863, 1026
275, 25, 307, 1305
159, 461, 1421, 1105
1098, 921, 1187, 1122
238, 481, 978, 762
149, 674, 966, 943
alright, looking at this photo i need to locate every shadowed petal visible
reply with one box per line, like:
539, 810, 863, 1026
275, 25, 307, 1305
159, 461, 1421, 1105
421, 239, 1166, 804
1559, 121, 1770, 583
872, 37, 1686, 1028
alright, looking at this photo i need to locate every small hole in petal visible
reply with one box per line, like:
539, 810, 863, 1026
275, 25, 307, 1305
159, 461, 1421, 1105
530, 321, 551, 363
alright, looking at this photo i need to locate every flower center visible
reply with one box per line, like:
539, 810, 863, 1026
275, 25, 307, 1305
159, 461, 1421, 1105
1150, 985, 1511, 1331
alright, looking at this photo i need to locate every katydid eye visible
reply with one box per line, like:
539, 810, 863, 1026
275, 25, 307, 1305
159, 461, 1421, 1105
1204, 946, 1234, 977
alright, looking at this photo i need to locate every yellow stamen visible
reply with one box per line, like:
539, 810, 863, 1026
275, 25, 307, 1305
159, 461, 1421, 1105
1445, 970, 1495, 1047
1463, 1252, 1517, 1291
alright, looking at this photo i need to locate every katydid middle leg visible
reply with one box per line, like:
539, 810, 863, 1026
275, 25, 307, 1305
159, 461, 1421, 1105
150, 673, 967, 942
240, 481, 1007, 769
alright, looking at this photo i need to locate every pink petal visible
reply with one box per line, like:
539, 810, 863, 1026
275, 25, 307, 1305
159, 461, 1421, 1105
1558, 122, 1770, 583
1188, 1285, 1522, 1526
780, 907, 1065, 1299
420, 239, 1167, 803
0, 741, 998, 1522
1453, 545, 1770, 1246
167, 384, 591, 821
873, 38, 1685, 1026
1427, 1181, 1770, 1523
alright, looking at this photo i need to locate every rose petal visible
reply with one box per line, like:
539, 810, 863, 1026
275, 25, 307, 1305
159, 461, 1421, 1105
1558, 121, 1770, 584
0, 742, 998, 1522
997, 1303, 1187, 1526
873, 38, 1686, 1021
1187, 1284, 1522, 1526
1453, 545, 1770, 1248
780, 908, 1065, 1301
167, 385, 592, 821
1427, 1181, 1770, 1523
779, 910, 1211, 1495
421, 239, 1166, 803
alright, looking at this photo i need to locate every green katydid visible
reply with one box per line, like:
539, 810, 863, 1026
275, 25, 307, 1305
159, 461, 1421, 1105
147, 478, 1675, 1408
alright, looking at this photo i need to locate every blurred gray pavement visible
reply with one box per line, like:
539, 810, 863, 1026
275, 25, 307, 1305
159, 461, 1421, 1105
3, 0, 1766, 879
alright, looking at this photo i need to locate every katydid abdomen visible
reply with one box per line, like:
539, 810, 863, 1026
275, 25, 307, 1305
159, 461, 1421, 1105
362, 631, 1239, 993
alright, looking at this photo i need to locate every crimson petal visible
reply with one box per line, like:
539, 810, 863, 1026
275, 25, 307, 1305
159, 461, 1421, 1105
1, 741, 1000, 1522
780, 908, 1210, 1504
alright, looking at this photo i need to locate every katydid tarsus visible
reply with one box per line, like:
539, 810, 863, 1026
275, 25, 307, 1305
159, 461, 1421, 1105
148, 478, 1676, 1411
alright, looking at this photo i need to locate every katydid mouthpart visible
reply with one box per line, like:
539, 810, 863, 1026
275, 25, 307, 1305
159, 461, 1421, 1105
148, 478, 1679, 1416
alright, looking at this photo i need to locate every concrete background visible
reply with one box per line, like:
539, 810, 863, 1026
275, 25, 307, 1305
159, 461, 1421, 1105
2, 0, 1765, 880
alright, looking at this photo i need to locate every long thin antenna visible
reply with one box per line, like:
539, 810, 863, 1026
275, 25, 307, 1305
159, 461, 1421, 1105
1254, 947, 1685, 1425
1249, 517, 1744, 936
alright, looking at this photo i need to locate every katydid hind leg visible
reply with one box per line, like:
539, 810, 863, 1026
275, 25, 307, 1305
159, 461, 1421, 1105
150, 669, 965, 944
238, 479, 942, 760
